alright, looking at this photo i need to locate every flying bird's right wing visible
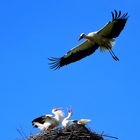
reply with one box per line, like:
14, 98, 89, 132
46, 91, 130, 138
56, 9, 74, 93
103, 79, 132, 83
48, 40, 98, 70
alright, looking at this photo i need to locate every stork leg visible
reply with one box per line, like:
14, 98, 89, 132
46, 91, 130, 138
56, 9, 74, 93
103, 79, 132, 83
108, 49, 119, 61
110, 49, 119, 61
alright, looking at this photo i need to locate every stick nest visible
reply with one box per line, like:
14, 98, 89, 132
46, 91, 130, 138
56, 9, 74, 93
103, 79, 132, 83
28, 124, 104, 140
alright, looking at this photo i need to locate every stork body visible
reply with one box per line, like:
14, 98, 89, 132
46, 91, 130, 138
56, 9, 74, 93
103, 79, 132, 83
78, 31, 118, 61
49, 10, 128, 69
32, 108, 64, 131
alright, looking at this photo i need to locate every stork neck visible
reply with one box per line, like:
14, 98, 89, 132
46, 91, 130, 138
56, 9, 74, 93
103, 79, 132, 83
85, 35, 94, 41
54, 113, 63, 122
86, 32, 96, 41
83, 34, 88, 39
64, 112, 72, 120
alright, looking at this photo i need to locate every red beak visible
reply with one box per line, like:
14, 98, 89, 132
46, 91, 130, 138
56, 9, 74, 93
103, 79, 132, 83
69, 106, 72, 113
54, 108, 61, 111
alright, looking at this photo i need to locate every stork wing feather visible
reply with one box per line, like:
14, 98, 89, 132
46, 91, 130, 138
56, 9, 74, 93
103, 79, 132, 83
48, 40, 98, 70
97, 10, 128, 38
32, 114, 53, 126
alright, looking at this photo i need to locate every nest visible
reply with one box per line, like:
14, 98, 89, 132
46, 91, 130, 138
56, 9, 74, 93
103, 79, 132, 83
28, 124, 104, 140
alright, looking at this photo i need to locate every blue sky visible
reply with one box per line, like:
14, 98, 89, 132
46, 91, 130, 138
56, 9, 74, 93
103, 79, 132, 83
0, 0, 140, 140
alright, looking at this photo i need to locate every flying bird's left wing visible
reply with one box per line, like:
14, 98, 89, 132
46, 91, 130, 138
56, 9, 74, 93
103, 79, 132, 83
48, 40, 98, 70
97, 10, 128, 38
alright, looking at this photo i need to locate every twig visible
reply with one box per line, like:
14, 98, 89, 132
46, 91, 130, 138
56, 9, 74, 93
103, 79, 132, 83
16, 128, 26, 140
102, 134, 118, 139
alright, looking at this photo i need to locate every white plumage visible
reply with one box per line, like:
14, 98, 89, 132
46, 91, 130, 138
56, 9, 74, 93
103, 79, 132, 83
32, 108, 64, 131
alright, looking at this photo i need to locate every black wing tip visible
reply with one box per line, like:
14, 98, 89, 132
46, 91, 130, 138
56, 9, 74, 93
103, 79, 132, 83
32, 120, 36, 127
32, 121, 38, 128
32, 121, 35, 125
48, 57, 62, 70
111, 10, 129, 20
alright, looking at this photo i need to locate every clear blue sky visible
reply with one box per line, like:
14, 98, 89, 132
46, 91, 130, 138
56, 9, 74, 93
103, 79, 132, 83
0, 0, 140, 140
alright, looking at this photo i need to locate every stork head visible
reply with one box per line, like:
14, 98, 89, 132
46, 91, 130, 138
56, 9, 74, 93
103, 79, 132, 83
78, 33, 86, 41
52, 108, 62, 113
53, 108, 61, 111
52, 108, 64, 117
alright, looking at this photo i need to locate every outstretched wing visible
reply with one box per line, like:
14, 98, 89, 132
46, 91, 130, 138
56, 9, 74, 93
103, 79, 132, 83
48, 40, 98, 70
32, 114, 53, 127
97, 10, 128, 38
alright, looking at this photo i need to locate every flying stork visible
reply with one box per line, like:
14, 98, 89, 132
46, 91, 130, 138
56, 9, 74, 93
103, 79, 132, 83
32, 108, 64, 131
48, 10, 128, 69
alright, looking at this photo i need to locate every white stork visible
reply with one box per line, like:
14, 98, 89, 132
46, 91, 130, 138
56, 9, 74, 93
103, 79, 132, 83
49, 10, 128, 69
32, 108, 64, 131
62, 106, 73, 128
